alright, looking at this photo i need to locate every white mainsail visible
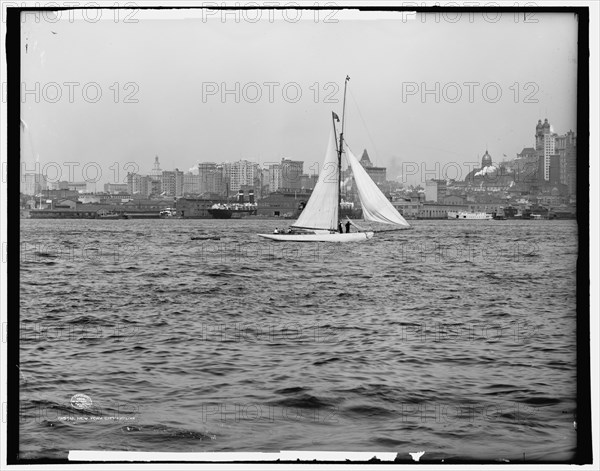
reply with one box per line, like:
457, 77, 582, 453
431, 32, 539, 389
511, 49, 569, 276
345, 145, 410, 228
292, 130, 339, 231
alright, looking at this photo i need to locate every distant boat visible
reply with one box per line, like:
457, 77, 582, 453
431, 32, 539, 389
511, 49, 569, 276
208, 203, 257, 219
97, 209, 125, 219
258, 77, 410, 243
159, 208, 177, 217
207, 208, 233, 219
123, 212, 160, 219
447, 211, 493, 220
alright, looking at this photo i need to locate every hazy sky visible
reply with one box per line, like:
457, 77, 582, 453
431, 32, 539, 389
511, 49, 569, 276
19, 8, 578, 187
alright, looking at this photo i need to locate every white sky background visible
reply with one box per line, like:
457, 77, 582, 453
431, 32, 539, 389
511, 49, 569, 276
19, 8, 578, 187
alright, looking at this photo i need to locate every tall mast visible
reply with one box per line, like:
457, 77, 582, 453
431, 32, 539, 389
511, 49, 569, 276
337, 75, 350, 223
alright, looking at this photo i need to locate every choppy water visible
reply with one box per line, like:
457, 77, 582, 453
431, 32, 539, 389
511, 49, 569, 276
18, 219, 578, 461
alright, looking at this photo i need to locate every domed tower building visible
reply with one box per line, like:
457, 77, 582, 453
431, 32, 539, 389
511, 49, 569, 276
481, 150, 492, 168
150, 155, 162, 179
149, 155, 163, 196
464, 149, 497, 182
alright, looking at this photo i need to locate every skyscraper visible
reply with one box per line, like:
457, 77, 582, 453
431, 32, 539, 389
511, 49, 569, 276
127, 172, 149, 196
161, 169, 184, 196
535, 118, 556, 182
183, 172, 202, 195
267, 162, 281, 193
279, 158, 303, 191
265, 158, 304, 192
227, 160, 259, 192
21, 172, 47, 196
534, 118, 576, 193
198, 162, 225, 195
555, 130, 577, 196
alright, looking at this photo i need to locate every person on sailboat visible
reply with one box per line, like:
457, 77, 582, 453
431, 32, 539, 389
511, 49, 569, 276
345, 221, 351, 233
273, 227, 279, 234
338, 222, 343, 233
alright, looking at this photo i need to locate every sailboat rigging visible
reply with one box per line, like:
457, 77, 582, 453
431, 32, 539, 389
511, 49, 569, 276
258, 77, 410, 242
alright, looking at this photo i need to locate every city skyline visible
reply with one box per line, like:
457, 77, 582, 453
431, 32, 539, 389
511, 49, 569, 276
19, 10, 578, 189
21, 114, 577, 197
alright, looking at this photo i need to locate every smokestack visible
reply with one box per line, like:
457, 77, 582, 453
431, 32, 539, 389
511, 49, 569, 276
248, 190, 254, 204
237, 190, 244, 203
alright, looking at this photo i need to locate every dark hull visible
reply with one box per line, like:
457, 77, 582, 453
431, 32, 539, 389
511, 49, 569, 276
208, 209, 258, 219
208, 209, 233, 219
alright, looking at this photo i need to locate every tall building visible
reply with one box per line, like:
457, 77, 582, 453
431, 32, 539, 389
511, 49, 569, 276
300, 173, 319, 191
425, 179, 447, 202
127, 172, 149, 196
555, 130, 577, 196
160, 171, 175, 196
127, 174, 158, 197
535, 118, 557, 182
161, 169, 184, 197
148, 179, 162, 196
534, 118, 576, 192
175, 168, 184, 197
217, 164, 228, 195
359, 149, 373, 169
549, 155, 561, 185
227, 160, 259, 192
358, 149, 387, 184
183, 172, 202, 195
279, 158, 303, 191
267, 158, 304, 192
21, 172, 47, 195
198, 162, 226, 195
268, 163, 281, 193
198, 162, 216, 194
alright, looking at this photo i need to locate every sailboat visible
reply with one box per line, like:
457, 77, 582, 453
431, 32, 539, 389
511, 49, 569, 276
258, 76, 410, 242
